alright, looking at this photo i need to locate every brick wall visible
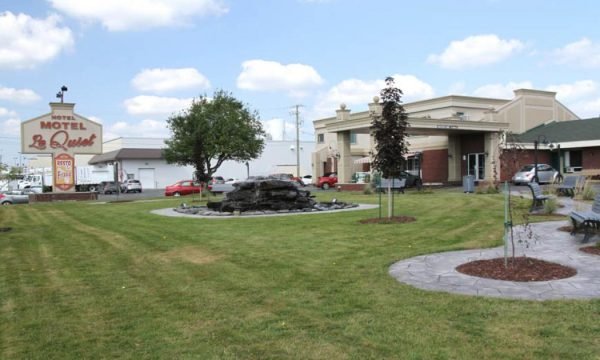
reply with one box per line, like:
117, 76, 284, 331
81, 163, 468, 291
582, 147, 600, 169
499, 150, 551, 181
422, 149, 448, 183
29, 192, 98, 203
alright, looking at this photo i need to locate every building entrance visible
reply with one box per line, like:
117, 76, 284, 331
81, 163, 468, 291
467, 153, 485, 181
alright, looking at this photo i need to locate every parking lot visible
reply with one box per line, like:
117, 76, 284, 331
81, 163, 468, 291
97, 188, 165, 201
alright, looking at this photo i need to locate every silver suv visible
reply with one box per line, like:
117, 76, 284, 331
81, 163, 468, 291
121, 179, 142, 193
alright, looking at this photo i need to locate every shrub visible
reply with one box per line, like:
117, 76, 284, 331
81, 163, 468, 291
486, 185, 499, 194
475, 180, 498, 194
363, 184, 373, 195
578, 182, 596, 201
543, 197, 558, 214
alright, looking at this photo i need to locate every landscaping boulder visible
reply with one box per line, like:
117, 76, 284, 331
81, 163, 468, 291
207, 179, 316, 212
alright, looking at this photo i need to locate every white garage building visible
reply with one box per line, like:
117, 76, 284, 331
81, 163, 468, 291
87, 137, 315, 189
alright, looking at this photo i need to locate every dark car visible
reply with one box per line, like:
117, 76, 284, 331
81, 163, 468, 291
98, 181, 122, 194
374, 171, 423, 190
400, 171, 423, 188
268, 173, 303, 186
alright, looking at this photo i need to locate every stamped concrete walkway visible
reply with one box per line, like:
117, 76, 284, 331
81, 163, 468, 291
389, 194, 600, 301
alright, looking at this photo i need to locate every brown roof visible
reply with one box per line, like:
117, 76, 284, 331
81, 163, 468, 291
88, 148, 165, 164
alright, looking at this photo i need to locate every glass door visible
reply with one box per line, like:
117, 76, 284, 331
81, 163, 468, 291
467, 153, 485, 181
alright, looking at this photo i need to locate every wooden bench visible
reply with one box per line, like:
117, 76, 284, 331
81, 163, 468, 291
579, 169, 600, 177
527, 182, 553, 212
570, 194, 600, 243
377, 178, 406, 193
556, 175, 585, 197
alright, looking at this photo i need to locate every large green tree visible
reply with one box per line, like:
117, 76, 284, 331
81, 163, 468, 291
370, 77, 409, 217
164, 90, 266, 183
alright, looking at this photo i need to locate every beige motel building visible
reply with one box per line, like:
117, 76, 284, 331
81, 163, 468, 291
311, 89, 580, 186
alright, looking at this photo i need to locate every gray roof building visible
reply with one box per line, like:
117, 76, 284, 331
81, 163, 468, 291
88, 148, 164, 165
515, 118, 600, 145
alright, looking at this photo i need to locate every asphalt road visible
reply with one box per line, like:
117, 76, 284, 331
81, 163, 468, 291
97, 188, 166, 201
95, 183, 575, 202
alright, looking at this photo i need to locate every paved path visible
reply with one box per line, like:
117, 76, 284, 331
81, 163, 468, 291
389, 196, 600, 301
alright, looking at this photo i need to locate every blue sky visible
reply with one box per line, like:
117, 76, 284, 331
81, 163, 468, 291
1, 0, 600, 166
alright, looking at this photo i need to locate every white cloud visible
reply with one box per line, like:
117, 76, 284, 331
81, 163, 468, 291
124, 95, 194, 116
237, 60, 323, 96
50, 0, 228, 31
472, 81, 533, 99
131, 68, 210, 93
427, 34, 524, 69
552, 38, 600, 68
0, 107, 17, 118
104, 119, 170, 140
570, 98, 600, 119
0, 86, 41, 103
0, 12, 73, 69
262, 118, 296, 141
546, 80, 598, 102
448, 81, 467, 95
313, 74, 435, 117
0, 118, 21, 137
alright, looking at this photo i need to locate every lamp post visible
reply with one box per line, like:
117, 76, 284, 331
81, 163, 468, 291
56, 85, 68, 103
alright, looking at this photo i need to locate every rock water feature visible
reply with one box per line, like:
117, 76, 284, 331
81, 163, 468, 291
174, 179, 358, 216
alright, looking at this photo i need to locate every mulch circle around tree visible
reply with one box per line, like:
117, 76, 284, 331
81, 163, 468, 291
359, 216, 416, 224
456, 257, 577, 281
557, 225, 580, 233
0, 227, 12, 233
580, 246, 600, 256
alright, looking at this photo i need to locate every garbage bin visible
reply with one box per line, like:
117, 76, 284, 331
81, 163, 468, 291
463, 175, 475, 193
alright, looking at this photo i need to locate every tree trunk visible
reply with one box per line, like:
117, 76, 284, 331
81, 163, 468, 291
387, 181, 392, 218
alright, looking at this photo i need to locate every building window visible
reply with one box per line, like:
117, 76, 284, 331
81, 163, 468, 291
455, 112, 468, 120
317, 134, 324, 143
350, 131, 357, 144
565, 150, 582, 172
405, 154, 421, 176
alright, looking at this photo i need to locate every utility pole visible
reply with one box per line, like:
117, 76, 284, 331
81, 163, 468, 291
292, 105, 303, 177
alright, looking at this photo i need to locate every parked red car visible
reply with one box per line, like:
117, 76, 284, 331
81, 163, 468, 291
317, 173, 338, 189
164, 180, 203, 196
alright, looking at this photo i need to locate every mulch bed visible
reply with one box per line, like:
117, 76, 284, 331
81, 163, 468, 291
580, 246, 600, 255
557, 225, 584, 233
359, 216, 416, 224
456, 257, 577, 281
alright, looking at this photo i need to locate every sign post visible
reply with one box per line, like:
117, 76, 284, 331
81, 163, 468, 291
20, 102, 103, 193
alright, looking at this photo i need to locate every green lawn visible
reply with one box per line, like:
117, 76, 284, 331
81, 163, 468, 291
0, 190, 598, 359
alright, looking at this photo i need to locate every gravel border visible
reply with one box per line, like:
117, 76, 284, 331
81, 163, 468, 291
151, 203, 379, 219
